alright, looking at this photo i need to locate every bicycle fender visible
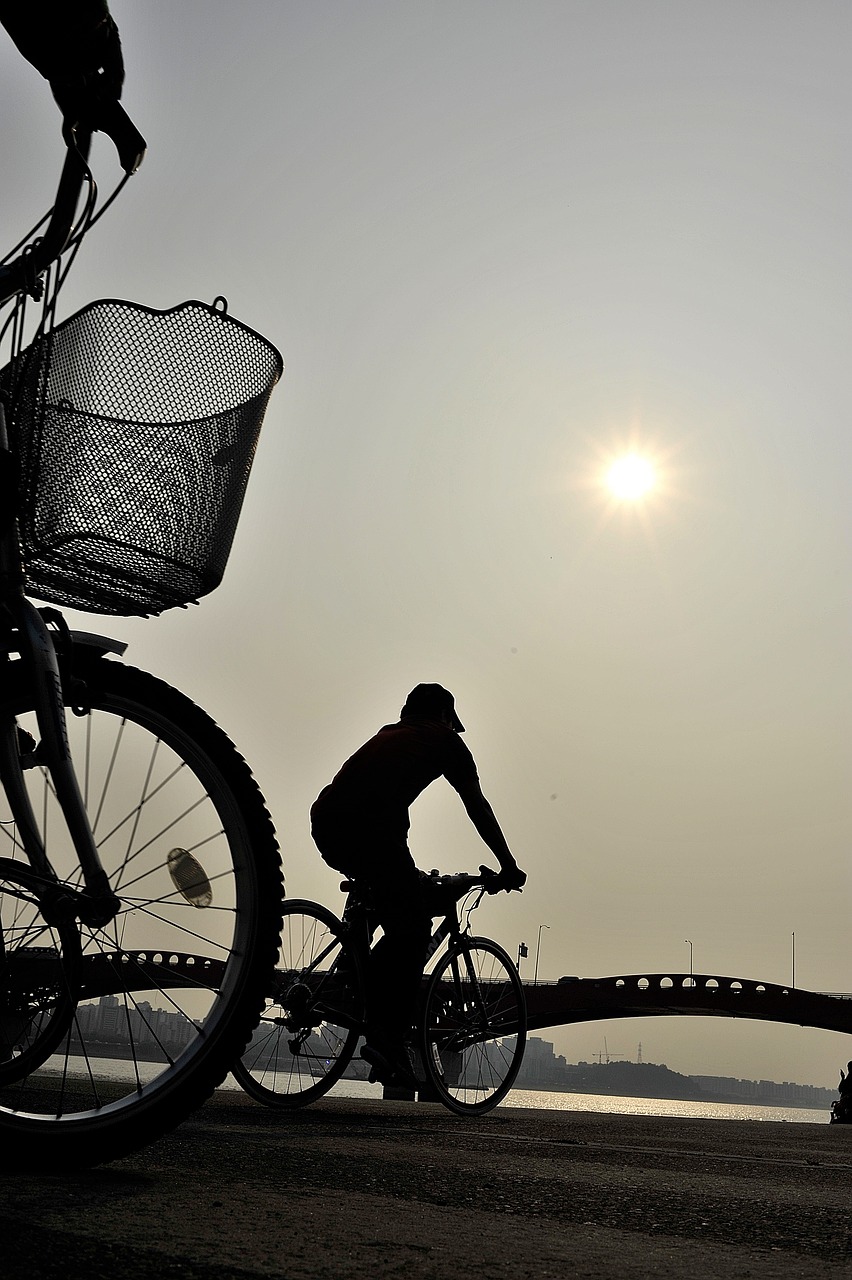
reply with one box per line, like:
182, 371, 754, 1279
69, 630, 128, 659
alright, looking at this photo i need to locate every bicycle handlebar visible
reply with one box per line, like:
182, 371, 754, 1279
340, 868, 521, 909
0, 102, 146, 306
428, 869, 504, 899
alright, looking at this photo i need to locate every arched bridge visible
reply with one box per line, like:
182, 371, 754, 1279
78, 950, 227, 999
77, 953, 852, 1042
523, 973, 852, 1038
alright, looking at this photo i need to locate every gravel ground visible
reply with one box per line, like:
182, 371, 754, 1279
2, 1092, 851, 1279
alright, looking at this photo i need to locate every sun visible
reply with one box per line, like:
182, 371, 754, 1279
605, 454, 656, 501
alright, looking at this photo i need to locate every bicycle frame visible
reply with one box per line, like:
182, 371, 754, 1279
233, 876, 526, 1113
423, 887, 486, 967
0, 81, 292, 1173
267, 879, 483, 1041
340, 875, 486, 983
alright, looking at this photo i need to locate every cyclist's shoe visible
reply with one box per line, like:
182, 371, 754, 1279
361, 1040, 421, 1090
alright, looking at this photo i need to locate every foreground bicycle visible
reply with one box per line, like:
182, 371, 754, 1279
233, 871, 527, 1116
0, 108, 284, 1167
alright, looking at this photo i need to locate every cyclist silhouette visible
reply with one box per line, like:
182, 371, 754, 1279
840, 1062, 852, 1097
311, 683, 525, 1087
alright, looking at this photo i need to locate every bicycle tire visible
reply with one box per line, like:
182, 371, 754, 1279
232, 899, 364, 1108
0, 655, 282, 1168
0, 859, 82, 1083
421, 935, 526, 1115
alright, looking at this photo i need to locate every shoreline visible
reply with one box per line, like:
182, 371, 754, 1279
61, 1044, 838, 1114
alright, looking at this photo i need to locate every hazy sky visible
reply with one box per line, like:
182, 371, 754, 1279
2, 2, 850, 1088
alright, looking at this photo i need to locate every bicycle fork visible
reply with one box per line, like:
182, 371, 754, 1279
0, 408, 119, 928
0, 599, 120, 927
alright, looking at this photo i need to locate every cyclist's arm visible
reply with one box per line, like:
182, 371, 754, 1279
453, 775, 526, 887
0, 0, 124, 121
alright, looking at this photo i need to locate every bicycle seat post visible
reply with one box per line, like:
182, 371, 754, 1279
340, 881, 377, 957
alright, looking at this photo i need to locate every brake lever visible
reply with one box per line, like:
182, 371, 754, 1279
64, 99, 146, 175
96, 99, 146, 174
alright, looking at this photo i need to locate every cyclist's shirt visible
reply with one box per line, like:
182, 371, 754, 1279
311, 716, 479, 841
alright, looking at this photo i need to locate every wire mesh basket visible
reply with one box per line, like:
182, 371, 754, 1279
3, 297, 283, 616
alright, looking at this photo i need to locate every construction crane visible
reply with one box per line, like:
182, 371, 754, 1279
594, 1037, 625, 1064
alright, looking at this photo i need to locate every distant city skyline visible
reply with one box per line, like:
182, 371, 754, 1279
518, 1034, 838, 1108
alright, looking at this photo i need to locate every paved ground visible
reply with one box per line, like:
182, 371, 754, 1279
2, 1092, 851, 1279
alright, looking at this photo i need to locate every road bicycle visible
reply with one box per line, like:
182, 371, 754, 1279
232, 870, 527, 1115
0, 107, 284, 1168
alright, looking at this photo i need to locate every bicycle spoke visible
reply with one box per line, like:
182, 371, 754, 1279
110, 900, 240, 956
232, 901, 364, 1110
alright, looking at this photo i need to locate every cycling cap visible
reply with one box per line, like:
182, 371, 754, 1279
400, 684, 465, 732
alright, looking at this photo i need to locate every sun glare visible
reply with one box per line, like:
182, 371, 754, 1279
606, 454, 656, 501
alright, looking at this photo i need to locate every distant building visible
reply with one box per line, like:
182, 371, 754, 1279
507, 1037, 835, 1110
72, 995, 196, 1057
513, 1036, 567, 1089
690, 1073, 833, 1108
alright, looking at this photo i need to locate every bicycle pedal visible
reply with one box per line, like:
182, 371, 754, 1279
361, 1044, 420, 1090
360, 1045, 395, 1086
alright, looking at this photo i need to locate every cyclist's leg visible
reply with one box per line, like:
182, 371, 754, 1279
311, 822, 430, 1082
358, 845, 430, 1079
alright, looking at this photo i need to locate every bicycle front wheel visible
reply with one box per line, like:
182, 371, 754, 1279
421, 936, 526, 1115
0, 656, 282, 1168
232, 900, 364, 1108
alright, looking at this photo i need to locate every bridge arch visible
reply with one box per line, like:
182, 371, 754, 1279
523, 973, 852, 1039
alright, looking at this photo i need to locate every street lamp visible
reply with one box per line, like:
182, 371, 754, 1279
684, 939, 693, 986
534, 924, 550, 985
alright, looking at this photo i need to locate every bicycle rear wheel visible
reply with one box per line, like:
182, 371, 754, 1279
0, 655, 282, 1168
421, 936, 526, 1115
232, 900, 364, 1108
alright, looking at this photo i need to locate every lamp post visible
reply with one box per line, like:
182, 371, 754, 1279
684, 939, 693, 986
534, 924, 550, 985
